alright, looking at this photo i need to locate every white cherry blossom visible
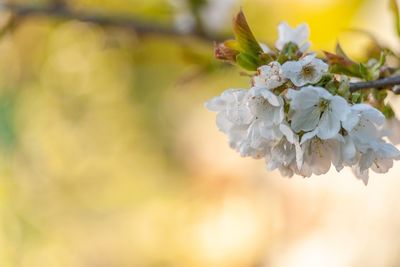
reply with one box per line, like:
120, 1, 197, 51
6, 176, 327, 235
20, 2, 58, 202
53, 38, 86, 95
282, 55, 329, 87
265, 124, 303, 177
288, 86, 350, 140
205, 86, 286, 159
351, 142, 400, 185
275, 22, 310, 52
252, 61, 287, 89
238, 87, 285, 158
299, 134, 345, 176
205, 20, 400, 184
342, 104, 385, 145
341, 104, 400, 184
205, 89, 252, 150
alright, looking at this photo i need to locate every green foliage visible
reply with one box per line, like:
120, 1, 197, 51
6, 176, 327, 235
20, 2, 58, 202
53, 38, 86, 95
383, 104, 396, 118
214, 11, 274, 71
277, 42, 301, 63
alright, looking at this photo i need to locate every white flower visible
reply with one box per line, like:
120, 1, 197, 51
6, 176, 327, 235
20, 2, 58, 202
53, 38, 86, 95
288, 86, 350, 140
342, 104, 385, 145
248, 86, 285, 126
299, 135, 345, 176
282, 55, 328, 87
342, 104, 400, 184
205, 89, 253, 150
252, 62, 287, 89
275, 22, 310, 52
205, 87, 285, 159
265, 124, 303, 177
239, 87, 285, 158
351, 142, 400, 185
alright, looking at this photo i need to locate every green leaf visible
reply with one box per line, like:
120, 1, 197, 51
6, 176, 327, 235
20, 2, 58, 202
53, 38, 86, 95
390, 0, 400, 37
236, 53, 260, 71
383, 104, 395, 118
277, 42, 300, 63
232, 10, 263, 58
351, 92, 362, 103
325, 80, 338, 95
359, 63, 371, 80
338, 76, 351, 99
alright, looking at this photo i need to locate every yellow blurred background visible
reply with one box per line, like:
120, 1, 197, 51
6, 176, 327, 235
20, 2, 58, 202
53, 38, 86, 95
1, 0, 400, 266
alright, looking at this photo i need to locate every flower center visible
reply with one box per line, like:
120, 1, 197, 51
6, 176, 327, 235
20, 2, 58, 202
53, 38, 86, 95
318, 99, 329, 111
301, 65, 315, 78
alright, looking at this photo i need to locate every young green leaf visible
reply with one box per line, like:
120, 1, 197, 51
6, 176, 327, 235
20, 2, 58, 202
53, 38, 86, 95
236, 53, 260, 71
232, 10, 263, 58
359, 63, 371, 80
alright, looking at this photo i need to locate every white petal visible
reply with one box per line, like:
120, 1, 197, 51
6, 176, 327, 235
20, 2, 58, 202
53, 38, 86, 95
342, 110, 360, 132
329, 138, 344, 171
205, 96, 226, 112
295, 141, 304, 170
276, 22, 310, 51
291, 106, 321, 132
301, 54, 316, 65
359, 150, 375, 171
282, 61, 302, 80
329, 95, 350, 121
313, 57, 329, 73
376, 142, 400, 159
290, 73, 309, 87
342, 135, 356, 162
300, 129, 318, 144
316, 110, 341, 139
371, 158, 393, 174
310, 148, 332, 175
261, 89, 283, 107
279, 123, 297, 144
352, 165, 369, 185
289, 87, 320, 110
216, 112, 233, 133
352, 104, 385, 125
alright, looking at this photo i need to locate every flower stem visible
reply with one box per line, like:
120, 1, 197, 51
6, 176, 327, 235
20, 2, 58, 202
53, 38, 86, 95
349, 76, 400, 93
2, 3, 226, 42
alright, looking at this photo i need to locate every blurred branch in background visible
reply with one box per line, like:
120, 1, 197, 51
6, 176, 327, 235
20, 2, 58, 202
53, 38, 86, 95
1, 2, 226, 42
350, 75, 400, 92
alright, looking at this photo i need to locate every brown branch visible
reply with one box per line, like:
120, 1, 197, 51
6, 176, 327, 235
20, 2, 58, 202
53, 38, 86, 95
2, 3, 226, 42
349, 76, 400, 93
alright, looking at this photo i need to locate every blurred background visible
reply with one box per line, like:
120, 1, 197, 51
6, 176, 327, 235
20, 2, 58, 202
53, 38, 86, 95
1, 0, 400, 266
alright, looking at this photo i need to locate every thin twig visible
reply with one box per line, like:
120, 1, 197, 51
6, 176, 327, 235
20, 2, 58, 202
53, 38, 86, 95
349, 76, 400, 92
2, 3, 225, 42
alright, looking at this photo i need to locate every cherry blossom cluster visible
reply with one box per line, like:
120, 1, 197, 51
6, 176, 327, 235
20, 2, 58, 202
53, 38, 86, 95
206, 21, 400, 184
